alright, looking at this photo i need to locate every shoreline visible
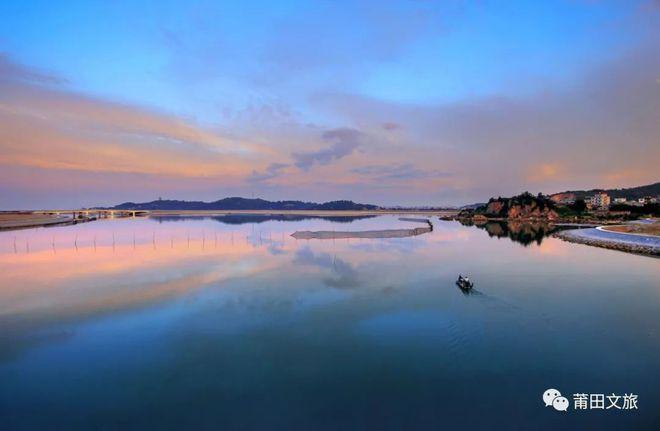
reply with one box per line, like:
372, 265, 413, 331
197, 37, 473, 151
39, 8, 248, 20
553, 228, 660, 257
457, 215, 629, 226
147, 209, 457, 217
0, 209, 458, 231
0, 213, 75, 231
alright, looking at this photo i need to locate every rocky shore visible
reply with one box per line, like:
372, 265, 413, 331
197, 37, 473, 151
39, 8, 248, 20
554, 228, 660, 257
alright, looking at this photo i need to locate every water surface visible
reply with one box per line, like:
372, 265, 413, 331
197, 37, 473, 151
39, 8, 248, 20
1, 215, 658, 430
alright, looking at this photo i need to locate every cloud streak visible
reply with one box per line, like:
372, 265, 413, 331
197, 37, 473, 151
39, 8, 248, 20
292, 128, 362, 170
352, 163, 452, 181
247, 162, 289, 183
0, 55, 268, 181
0, 53, 65, 85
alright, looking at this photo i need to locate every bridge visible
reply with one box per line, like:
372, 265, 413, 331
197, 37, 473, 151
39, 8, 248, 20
33, 209, 151, 219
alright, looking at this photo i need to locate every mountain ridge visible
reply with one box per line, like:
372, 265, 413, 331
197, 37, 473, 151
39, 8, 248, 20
103, 197, 379, 211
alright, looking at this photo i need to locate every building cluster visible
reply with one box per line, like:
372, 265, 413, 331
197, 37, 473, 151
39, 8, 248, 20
550, 192, 658, 210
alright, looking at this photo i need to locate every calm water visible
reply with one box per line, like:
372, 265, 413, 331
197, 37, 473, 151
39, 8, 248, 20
1, 215, 658, 430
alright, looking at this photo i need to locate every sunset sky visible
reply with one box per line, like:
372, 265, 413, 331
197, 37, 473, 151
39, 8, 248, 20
1, 0, 658, 209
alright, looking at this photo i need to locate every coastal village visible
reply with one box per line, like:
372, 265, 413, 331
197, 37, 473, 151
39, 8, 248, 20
549, 191, 659, 211
454, 187, 659, 256
458, 186, 660, 223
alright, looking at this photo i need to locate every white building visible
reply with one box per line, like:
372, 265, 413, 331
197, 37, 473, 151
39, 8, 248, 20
638, 196, 658, 204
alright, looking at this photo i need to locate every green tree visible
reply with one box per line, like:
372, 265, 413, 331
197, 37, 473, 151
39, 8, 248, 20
570, 199, 587, 213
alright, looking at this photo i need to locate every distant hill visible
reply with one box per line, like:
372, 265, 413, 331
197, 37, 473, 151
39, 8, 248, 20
459, 202, 487, 210
154, 214, 377, 224
557, 182, 660, 200
105, 197, 379, 211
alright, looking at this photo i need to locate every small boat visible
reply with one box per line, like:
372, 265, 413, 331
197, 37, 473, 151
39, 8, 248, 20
456, 274, 474, 290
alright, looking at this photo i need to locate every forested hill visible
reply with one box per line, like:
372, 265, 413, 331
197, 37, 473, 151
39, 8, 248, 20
557, 182, 659, 199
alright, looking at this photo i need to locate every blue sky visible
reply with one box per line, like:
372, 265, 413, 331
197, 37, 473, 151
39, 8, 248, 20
0, 0, 658, 208
1, 1, 635, 114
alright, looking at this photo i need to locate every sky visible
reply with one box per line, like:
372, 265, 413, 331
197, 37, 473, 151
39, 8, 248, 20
0, 0, 658, 209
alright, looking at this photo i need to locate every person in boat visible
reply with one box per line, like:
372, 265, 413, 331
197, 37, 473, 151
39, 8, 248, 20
457, 274, 473, 289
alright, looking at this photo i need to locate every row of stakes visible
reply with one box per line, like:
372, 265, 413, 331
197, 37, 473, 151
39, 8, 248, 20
10, 230, 351, 254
